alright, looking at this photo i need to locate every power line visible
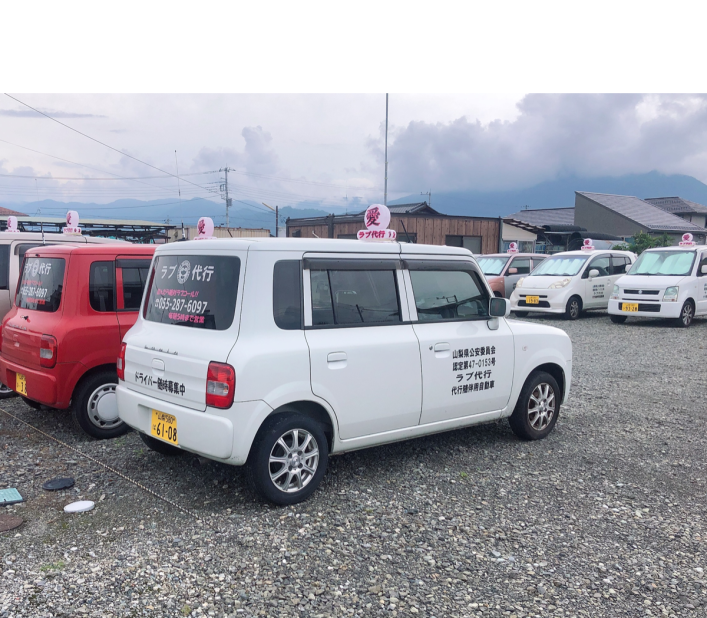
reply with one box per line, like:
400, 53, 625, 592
4, 93, 220, 196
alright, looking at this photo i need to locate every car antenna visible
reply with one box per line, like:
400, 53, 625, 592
41, 220, 45, 244
400, 220, 413, 244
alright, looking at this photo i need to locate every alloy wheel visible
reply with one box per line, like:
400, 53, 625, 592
269, 429, 320, 493
527, 383, 556, 431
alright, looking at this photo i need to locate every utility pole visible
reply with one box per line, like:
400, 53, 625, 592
384, 93, 389, 206
262, 202, 278, 237
220, 167, 233, 227
420, 190, 431, 207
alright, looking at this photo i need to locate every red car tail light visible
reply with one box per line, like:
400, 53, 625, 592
206, 361, 235, 409
40, 335, 57, 368
117, 342, 127, 381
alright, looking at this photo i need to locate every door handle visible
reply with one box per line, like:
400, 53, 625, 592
327, 352, 347, 363
433, 343, 450, 352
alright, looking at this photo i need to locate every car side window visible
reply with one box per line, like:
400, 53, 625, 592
611, 255, 629, 275
273, 260, 302, 330
0, 245, 9, 290
121, 266, 150, 310
409, 268, 489, 322
510, 257, 531, 275
89, 261, 116, 312
309, 269, 401, 326
583, 256, 610, 278
698, 254, 707, 277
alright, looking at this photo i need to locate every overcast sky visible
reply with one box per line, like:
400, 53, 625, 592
2, 93, 707, 209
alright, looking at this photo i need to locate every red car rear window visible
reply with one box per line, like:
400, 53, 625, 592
17, 257, 66, 313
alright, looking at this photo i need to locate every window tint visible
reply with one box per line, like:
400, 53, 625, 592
273, 260, 302, 330
121, 265, 150, 310
89, 261, 116, 312
17, 258, 66, 313
0, 245, 9, 290
409, 269, 489, 322
611, 255, 630, 275
584, 256, 610, 278
145, 255, 240, 330
509, 257, 531, 275
310, 269, 401, 326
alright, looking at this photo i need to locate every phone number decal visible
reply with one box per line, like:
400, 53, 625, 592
154, 298, 208, 314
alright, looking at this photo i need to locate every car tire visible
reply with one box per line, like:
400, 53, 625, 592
0, 382, 17, 400
676, 300, 695, 328
21, 396, 43, 410
247, 412, 329, 506
509, 370, 561, 441
71, 370, 130, 439
610, 315, 627, 324
139, 431, 184, 456
513, 311, 529, 318
564, 296, 582, 320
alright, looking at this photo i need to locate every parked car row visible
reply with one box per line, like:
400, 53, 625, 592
0, 221, 573, 505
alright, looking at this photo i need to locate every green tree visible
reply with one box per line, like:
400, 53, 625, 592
613, 230, 672, 255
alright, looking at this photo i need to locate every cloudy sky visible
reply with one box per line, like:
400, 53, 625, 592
2, 93, 707, 210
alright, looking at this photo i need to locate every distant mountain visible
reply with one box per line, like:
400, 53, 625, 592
390, 172, 707, 217
0, 198, 344, 234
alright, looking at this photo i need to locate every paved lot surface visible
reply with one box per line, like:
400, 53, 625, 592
1, 312, 707, 618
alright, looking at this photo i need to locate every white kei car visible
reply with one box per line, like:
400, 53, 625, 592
608, 245, 707, 327
510, 249, 636, 320
117, 238, 572, 505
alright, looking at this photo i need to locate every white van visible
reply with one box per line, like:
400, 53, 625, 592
608, 245, 707, 327
117, 238, 572, 505
509, 249, 636, 320
0, 230, 124, 398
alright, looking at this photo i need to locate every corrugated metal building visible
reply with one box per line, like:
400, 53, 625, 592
286, 202, 503, 254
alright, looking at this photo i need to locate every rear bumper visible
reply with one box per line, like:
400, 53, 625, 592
0, 357, 75, 407
608, 299, 681, 318
117, 384, 273, 465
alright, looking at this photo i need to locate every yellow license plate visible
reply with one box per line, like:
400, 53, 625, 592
525, 296, 540, 305
151, 410, 178, 445
15, 373, 27, 396
622, 303, 639, 312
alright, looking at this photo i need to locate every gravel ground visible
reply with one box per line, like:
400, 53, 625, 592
1, 312, 707, 618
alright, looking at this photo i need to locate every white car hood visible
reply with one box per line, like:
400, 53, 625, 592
616, 274, 688, 289
519, 275, 577, 290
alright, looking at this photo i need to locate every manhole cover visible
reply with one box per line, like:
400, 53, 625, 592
43, 477, 75, 491
0, 515, 23, 533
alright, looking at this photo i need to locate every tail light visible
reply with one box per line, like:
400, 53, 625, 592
206, 362, 235, 409
40, 335, 57, 368
117, 343, 127, 381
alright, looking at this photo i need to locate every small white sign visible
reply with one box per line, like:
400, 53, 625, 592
358, 204, 396, 242
679, 232, 695, 247
580, 238, 594, 251
194, 216, 217, 240
4, 216, 18, 233
507, 241, 519, 253
63, 210, 82, 235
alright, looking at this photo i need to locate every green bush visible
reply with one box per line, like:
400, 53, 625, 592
613, 231, 672, 255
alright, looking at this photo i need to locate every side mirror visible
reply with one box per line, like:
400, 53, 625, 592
507, 267, 518, 275
588, 268, 600, 278
702, 264, 707, 275
489, 297, 510, 318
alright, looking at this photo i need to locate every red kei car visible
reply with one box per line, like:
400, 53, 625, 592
0, 244, 155, 439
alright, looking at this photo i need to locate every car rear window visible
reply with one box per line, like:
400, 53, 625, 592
144, 255, 240, 330
16, 257, 66, 313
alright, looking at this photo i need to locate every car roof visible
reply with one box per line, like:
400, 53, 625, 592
24, 244, 156, 256
154, 237, 475, 257
549, 249, 635, 257
0, 232, 124, 244
480, 253, 547, 258
643, 245, 705, 252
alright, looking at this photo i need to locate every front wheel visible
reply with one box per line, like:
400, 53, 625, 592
71, 370, 129, 439
564, 296, 582, 320
513, 311, 529, 318
610, 315, 627, 324
0, 382, 17, 400
676, 300, 694, 328
248, 413, 329, 506
509, 371, 561, 441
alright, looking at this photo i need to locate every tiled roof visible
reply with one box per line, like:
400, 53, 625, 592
644, 196, 707, 216
0, 207, 27, 216
362, 202, 439, 215
577, 192, 706, 232
505, 208, 575, 227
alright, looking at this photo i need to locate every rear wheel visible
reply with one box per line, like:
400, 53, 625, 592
513, 311, 529, 318
0, 383, 17, 400
564, 296, 582, 320
676, 300, 694, 328
140, 432, 184, 456
509, 371, 561, 441
248, 413, 329, 506
71, 370, 129, 439
610, 315, 627, 324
